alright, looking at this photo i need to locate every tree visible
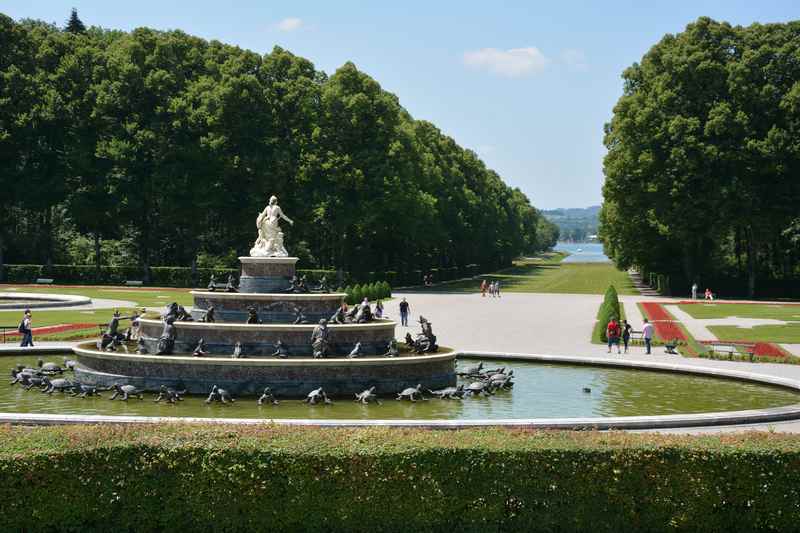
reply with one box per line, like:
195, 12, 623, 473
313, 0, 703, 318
601, 17, 800, 297
65, 8, 85, 34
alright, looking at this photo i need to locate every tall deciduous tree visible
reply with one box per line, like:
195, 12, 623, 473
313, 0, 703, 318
601, 17, 800, 297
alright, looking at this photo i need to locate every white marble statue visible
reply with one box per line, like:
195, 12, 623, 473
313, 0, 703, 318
250, 195, 294, 257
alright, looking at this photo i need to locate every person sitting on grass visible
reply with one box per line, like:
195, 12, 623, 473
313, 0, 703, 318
606, 317, 622, 355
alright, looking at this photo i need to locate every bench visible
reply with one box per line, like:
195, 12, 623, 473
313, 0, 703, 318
629, 330, 644, 345
707, 342, 755, 360
35, 278, 54, 284
124, 280, 143, 287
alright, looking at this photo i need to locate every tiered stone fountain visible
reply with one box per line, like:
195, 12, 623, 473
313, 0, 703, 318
72, 196, 456, 397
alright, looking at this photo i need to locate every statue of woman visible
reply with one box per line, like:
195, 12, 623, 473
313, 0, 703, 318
250, 195, 294, 257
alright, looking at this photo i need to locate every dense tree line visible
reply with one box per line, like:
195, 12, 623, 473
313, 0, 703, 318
600, 17, 800, 297
0, 12, 558, 280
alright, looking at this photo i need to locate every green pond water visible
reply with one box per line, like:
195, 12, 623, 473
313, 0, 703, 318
3, 355, 799, 419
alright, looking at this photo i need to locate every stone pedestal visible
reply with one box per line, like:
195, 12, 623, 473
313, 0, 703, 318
238, 256, 298, 293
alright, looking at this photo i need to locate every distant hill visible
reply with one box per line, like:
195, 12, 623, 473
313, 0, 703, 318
542, 205, 600, 242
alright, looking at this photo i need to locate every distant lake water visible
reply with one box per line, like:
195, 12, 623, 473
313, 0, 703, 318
555, 242, 610, 263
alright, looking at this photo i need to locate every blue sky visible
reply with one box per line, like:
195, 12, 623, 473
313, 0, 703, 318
4, 1, 799, 209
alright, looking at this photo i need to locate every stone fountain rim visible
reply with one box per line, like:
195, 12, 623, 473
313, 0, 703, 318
0, 291, 91, 310
137, 317, 395, 331
72, 341, 455, 366
4, 350, 800, 429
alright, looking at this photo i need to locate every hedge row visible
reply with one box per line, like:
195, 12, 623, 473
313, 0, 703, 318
593, 285, 622, 343
0, 263, 481, 288
1, 425, 800, 532
343, 281, 392, 304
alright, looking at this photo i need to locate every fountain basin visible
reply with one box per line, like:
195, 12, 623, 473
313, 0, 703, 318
0, 292, 91, 310
137, 317, 396, 356
189, 290, 345, 323
72, 342, 456, 396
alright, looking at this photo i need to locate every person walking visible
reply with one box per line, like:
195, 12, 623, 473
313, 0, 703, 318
691, 282, 698, 300
642, 318, 655, 355
621, 319, 632, 354
480, 279, 487, 297
399, 298, 410, 327
495, 280, 501, 298
606, 316, 621, 354
18, 309, 33, 347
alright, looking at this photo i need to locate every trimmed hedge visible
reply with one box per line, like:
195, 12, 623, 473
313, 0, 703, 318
593, 285, 623, 343
2, 263, 405, 290
1, 426, 800, 531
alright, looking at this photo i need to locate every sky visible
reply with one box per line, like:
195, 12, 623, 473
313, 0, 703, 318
3, 1, 799, 209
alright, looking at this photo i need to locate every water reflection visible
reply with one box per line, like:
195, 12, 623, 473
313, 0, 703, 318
1, 356, 797, 419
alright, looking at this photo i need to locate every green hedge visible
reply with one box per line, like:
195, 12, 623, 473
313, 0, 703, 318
1, 426, 800, 532
593, 285, 622, 343
2, 264, 411, 289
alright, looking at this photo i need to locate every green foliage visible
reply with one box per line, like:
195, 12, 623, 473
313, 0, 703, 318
593, 285, 622, 343
601, 17, 800, 298
0, 15, 554, 278
64, 8, 86, 34
3, 425, 800, 531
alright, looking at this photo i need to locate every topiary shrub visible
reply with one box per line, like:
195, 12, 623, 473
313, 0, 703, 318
594, 284, 622, 343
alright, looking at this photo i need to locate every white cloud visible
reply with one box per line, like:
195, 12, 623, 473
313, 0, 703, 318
276, 17, 303, 32
560, 48, 588, 71
463, 47, 549, 78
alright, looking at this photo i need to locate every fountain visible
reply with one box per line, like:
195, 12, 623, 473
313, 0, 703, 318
71, 196, 456, 397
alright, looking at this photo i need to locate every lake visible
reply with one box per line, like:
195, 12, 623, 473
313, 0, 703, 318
555, 242, 610, 263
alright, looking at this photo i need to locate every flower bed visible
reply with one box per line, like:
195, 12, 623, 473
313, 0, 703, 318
652, 320, 688, 342
639, 302, 674, 322
753, 342, 787, 358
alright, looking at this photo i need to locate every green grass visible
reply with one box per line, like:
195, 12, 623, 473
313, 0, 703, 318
419, 256, 637, 295
677, 303, 800, 320
0, 284, 193, 336
709, 325, 800, 344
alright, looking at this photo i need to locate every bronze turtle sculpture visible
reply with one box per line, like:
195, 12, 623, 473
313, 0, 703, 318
257, 387, 279, 405
205, 385, 234, 404
304, 387, 332, 405
463, 381, 493, 397
37, 359, 65, 374
396, 384, 424, 402
40, 377, 75, 394
70, 383, 103, 398
154, 385, 186, 403
354, 386, 381, 405
458, 362, 483, 377
109, 383, 145, 401
428, 384, 465, 400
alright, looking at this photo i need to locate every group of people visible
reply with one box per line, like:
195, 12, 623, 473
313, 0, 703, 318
690, 283, 715, 301
479, 279, 501, 298
605, 316, 656, 355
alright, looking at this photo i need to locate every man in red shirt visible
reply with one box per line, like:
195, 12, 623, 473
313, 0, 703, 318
606, 317, 621, 354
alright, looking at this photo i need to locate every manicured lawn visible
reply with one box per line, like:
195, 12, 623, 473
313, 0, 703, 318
677, 303, 800, 321
420, 256, 638, 295
709, 325, 800, 344
0, 285, 193, 340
